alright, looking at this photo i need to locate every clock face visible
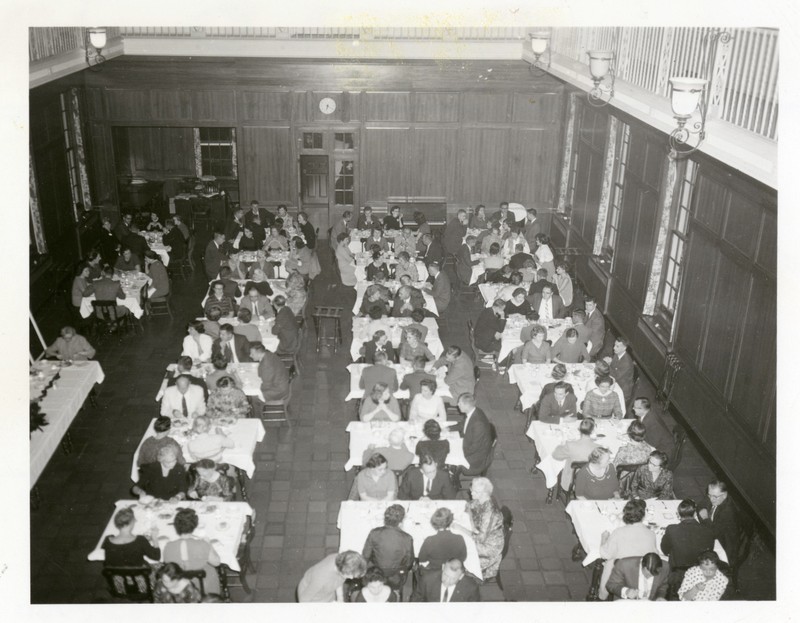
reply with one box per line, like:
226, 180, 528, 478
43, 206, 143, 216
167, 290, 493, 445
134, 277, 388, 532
319, 97, 337, 114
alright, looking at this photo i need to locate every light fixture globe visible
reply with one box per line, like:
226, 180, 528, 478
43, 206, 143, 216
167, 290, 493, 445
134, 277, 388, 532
588, 50, 614, 81
88, 27, 107, 51
668, 77, 707, 119
530, 32, 550, 56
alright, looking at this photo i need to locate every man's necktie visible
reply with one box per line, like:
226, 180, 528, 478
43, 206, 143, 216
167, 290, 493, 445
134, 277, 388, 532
441, 586, 449, 602
424, 477, 431, 496
253, 301, 258, 317
181, 395, 188, 418
226, 343, 233, 360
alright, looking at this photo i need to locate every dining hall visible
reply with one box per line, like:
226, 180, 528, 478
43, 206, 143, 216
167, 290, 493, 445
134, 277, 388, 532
24, 12, 780, 609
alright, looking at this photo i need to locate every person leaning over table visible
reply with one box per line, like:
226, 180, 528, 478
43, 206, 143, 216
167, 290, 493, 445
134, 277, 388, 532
661, 498, 716, 599
613, 419, 654, 468
182, 320, 213, 364
362, 428, 415, 473
297, 550, 367, 603
352, 566, 398, 603
160, 374, 207, 419
551, 327, 591, 364
392, 284, 425, 318
162, 507, 222, 595
102, 506, 161, 569
408, 379, 447, 426
400, 356, 436, 400
598, 498, 658, 600
551, 418, 599, 491
132, 444, 189, 502
473, 299, 506, 357
363, 330, 396, 365
467, 477, 505, 580
574, 447, 621, 500
606, 553, 669, 601
398, 327, 434, 364
45, 325, 96, 361
399, 453, 457, 501
361, 503, 415, 593
629, 450, 675, 500
678, 550, 729, 601
233, 307, 262, 345
144, 250, 169, 300
355, 452, 398, 501
249, 342, 290, 403
419, 232, 444, 267
356, 205, 379, 232
272, 295, 300, 354
582, 375, 624, 419
360, 382, 402, 423
433, 346, 476, 401
123, 223, 151, 261
187, 458, 236, 502
206, 376, 250, 421
137, 416, 186, 467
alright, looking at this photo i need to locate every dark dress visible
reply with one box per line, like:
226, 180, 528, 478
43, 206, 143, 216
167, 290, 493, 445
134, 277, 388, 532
243, 280, 274, 297
137, 463, 189, 500
300, 221, 317, 249
415, 439, 450, 468
102, 535, 161, 566
353, 588, 399, 602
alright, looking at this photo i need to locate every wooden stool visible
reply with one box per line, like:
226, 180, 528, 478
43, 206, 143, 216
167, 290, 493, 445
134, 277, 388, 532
312, 306, 343, 353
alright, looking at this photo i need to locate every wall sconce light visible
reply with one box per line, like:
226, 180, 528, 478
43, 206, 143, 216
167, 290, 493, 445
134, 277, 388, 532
668, 31, 731, 156
528, 31, 551, 76
86, 27, 107, 70
586, 50, 615, 107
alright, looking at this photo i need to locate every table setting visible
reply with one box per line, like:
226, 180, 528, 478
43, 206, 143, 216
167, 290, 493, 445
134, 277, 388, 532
80, 271, 149, 319
345, 362, 451, 401
498, 315, 572, 362
509, 362, 594, 410
353, 279, 438, 316
142, 231, 171, 266
351, 316, 442, 361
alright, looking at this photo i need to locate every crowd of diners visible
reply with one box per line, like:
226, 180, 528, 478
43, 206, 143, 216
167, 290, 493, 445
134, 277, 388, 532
47, 200, 744, 603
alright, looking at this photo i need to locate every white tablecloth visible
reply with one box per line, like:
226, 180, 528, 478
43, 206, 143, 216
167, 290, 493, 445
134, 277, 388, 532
351, 317, 442, 361
354, 280, 438, 316
345, 363, 451, 401
80, 273, 149, 319
195, 316, 278, 353
337, 500, 483, 579
230, 250, 289, 279
526, 419, 633, 489
566, 499, 727, 567
202, 278, 287, 309
130, 417, 266, 481
508, 362, 595, 410
142, 232, 171, 266
354, 253, 429, 283
30, 361, 105, 486
498, 316, 572, 362
344, 421, 467, 471
88, 500, 253, 572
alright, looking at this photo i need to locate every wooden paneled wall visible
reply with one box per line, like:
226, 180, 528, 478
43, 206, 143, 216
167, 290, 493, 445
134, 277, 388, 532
76, 58, 566, 228
560, 97, 777, 533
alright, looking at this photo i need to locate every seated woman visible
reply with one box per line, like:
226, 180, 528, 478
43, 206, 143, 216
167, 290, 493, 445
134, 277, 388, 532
361, 428, 414, 473
360, 286, 391, 317
408, 379, 446, 426
469, 205, 488, 230
352, 566, 398, 602
114, 247, 141, 273
102, 506, 160, 567
285, 236, 315, 279
413, 210, 431, 236
583, 375, 624, 420
417, 508, 468, 575
187, 458, 236, 501
354, 453, 397, 501
392, 285, 425, 317
204, 355, 242, 391
504, 287, 533, 316
366, 252, 391, 281
366, 228, 391, 254
163, 508, 222, 595
393, 251, 419, 282
146, 211, 164, 232
284, 270, 308, 317
362, 330, 396, 364
132, 445, 188, 502
629, 450, 675, 500
520, 325, 552, 364
415, 419, 450, 468
243, 267, 273, 297
483, 242, 505, 273
467, 477, 505, 580
153, 562, 202, 603
187, 416, 235, 462
45, 325, 96, 361
613, 420, 655, 468
520, 258, 538, 284
237, 226, 262, 253
398, 328, 434, 364
678, 551, 729, 601
263, 226, 289, 251
206, 376, 250, 420
359, 383, 401, 423
574, 447, 620, 500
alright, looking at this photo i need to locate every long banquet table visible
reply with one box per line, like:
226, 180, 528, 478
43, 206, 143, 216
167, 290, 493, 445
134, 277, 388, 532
498, 315, 572, 362
80, 273, 149, 319
345, 362, 451, 401
30, 360, 105, 486
351, 317, 442, 361
353, 280, 439, 316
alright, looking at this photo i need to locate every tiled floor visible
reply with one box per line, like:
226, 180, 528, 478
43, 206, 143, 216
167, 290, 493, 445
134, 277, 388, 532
30, 238, 775, 603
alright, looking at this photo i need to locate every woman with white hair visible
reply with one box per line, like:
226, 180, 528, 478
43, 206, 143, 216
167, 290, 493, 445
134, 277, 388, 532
466, 477, 505, 579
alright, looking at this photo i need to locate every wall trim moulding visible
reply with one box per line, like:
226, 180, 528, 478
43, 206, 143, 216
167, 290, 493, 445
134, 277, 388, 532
29, 40, 124, 89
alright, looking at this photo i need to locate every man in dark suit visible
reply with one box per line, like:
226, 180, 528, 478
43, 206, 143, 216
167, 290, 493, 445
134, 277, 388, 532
399, 356, 436, 399
249, 342, 290, 403
522, 207, 541, 250
489, 202, 516, 229
606, 336, 635, 404
113, 213, 133, 242
528, 268, 560, 297
162, 219, 186, 261
412, 559, 481, 602
225, 207, 247, 243
697, 480, 740, 569
92, 265, 130, 319
426, 261, 451, 314
360, 351, 398, 394
361, 504, 415, 592
418, 233, 444, 266
531, 285, 567, 321
210, 266, 242, 300
632, 398, 674, 456
508, 243, 534, 271
584, 297, 606, 357
606, 554, 669, 600
244, 200, 274, 231
356, 206, 381, 231
211, 324, 252, 364
473, 300, 506, 355
537, 382, 579, 423
272, 295, 299, 354
398, 455, 457, 500
661, 499, 716, 597
122, 224, 150, 261
442, 210, 469, 256
455, 236, 479, 285
457, 393, 493, 476
97, 218, 120, 266
203, 230, 228, 280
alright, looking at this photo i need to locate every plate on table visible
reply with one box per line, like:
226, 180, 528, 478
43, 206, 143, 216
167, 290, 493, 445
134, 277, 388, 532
172, 419, 189, 429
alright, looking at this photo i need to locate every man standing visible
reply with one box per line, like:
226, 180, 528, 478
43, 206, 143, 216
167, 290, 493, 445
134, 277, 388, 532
330, 210, 352, 251
425, 261, 451, 315
456, 235, 479, 285
272, 295, 299, 354
697, 480, 740, 569
473, 299, 506, 356
249, 343, 290, 407
632, 397, 674, 456
432, 346, 475, 400
522, 207, 541, 250
162, 219, 186, 261
456, 393, 493, 477
584, 297, 606, 358
203, 229, 229, 280
605, 337, 635, 404
211, 324, 252, 364
412, 558, 481, 602
443, 210, 469, 256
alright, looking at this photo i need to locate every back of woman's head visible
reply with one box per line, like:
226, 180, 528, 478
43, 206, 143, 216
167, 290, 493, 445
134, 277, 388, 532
157, 562, 185, 582
423, 419, 442, 440
588, 447, 609, 465
113, 507, 135, 529
216, 375, 234, 389
363, 566, 387, 585
173, 508, 199, 535
622, 499, 647, 524
365, 453, 387, 469
627, 419, 646, 442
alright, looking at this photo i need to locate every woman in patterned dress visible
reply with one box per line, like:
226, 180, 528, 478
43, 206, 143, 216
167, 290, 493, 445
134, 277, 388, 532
467, 477, 505, 580
153, 562, 202, 603
187, 458, 236, 502
206, 376, 250, 420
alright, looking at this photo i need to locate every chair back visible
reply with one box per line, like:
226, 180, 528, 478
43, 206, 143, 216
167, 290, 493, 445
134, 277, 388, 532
92, 300, 120, 321
566, 460, 588, 501
615, 463, 643, 498
499, 505, 514, 560
182, 569, 207, 597
670, 425, 688, 471
102, 566, 155, 602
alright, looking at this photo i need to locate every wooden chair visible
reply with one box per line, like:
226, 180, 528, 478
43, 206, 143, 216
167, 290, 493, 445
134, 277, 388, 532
467, 319, 497, 369
261, 365, 297, 425
669, 425, 688, 471
91, 300, 135, 338
146, 283, 174, 319
219, 513, 257, 600
101, 566, 155, 602
556, 460, 588, 506
616, 463, 644, 498
482, 505, 514, 596
182, 569, 207, 598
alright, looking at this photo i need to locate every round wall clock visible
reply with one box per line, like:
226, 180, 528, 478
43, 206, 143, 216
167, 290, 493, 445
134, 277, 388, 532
319, 97, 337, 114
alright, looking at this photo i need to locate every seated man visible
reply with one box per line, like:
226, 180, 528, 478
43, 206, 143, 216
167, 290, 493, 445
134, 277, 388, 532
552, 418, 599, 491
272, 295, 300, 354
411, 558, 481, 602
473, 299, 506, 355
661, 498, 716, 597
508, 242, 534, 271
537, 381, 578, 424
552, 328, 591, 363
530, 284, 566, 322
360, 350, 398, 394
45, 326, 96, 361
432, 346, 475, 400
204, 280, 238, 318
239, 286, 274, 321
399, 356, 436, 399
249, 342, 290, 411
606, 553, 669, 601
212, 323, 252, 364
392, 285, 426, 317
393, 225, 418, 257
114, 247, 142, 274
233, 308, 262, 345
361, 504, 415, 593
137, 416, 185, 466
632, 397, 674, 456
202, 305, 223, 340
362, 428, 415, 473
528, 268, 560, 297
398, 454, 457, 500
93, 265, 130, 320
160, 374, 206, 418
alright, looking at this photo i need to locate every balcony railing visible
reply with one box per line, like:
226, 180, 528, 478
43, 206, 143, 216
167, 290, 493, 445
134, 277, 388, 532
29, 27, 122, 63
115, 26, 530, 40
549, 26, 778, 141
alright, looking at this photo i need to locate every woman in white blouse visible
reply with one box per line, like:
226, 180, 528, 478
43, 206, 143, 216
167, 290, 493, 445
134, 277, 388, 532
181, 320, 213, 364
554, 262, 574, 307
534, 233, 556, 279
678, 551, 729, 601
408, 379, 447, 425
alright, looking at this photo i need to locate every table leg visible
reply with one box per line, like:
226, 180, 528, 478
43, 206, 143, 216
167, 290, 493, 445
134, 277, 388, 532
586, 559, 604, 601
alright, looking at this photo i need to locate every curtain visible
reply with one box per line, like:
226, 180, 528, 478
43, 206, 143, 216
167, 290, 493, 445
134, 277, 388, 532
556, 93, 578, 213
592, 117, 618, 256
643, 153, 678, 316
29, 156, 47, 253
68, 87, 92, 214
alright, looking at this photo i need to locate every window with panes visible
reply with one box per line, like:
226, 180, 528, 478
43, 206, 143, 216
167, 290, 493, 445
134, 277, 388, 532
603, 122, 630, 258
